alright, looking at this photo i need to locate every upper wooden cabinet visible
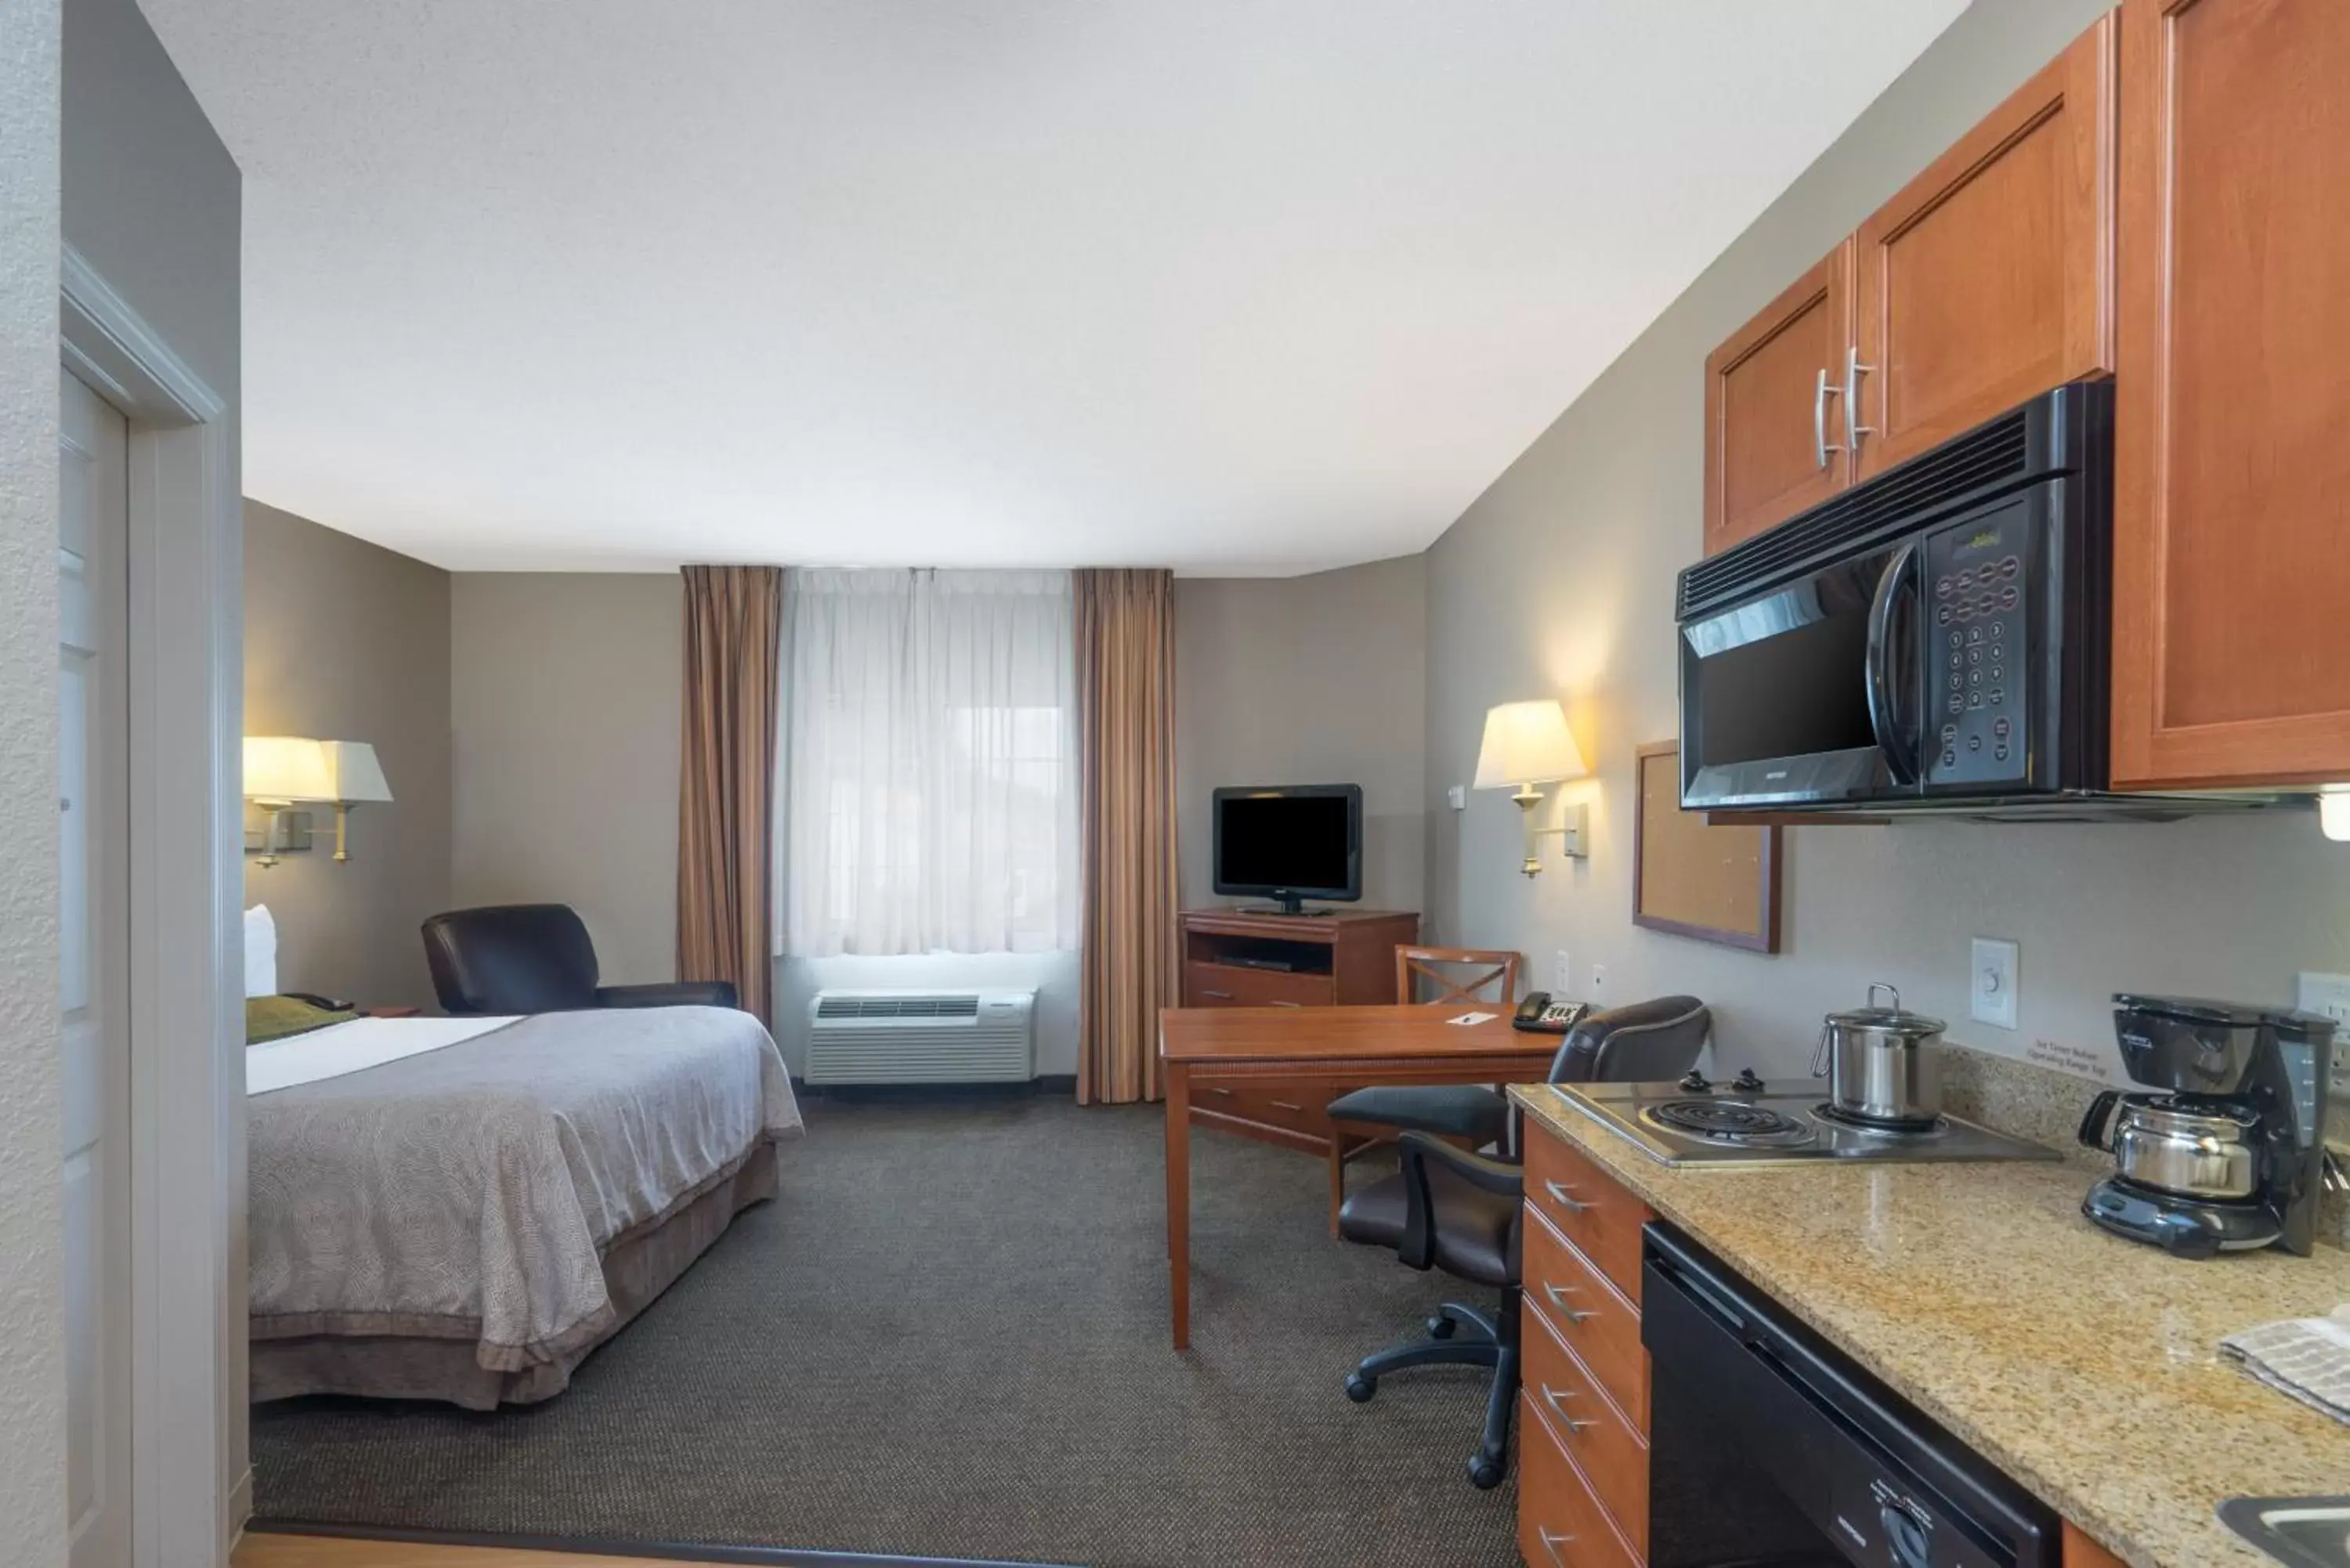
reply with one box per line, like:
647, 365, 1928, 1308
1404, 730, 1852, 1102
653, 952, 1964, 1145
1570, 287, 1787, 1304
1699, 14, 2117, 557
1703, 243, 1853, 554
1851, 15, 2117, 481
2110, 0, 2350, 789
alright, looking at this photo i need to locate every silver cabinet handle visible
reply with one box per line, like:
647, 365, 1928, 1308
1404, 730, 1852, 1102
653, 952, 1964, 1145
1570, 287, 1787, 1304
1542, 1180, 1589, 1213
1199, 988, 1234, 1000
1844, 345, 1875, 455
1269, 1099, 1303, 1112
1268, 999, 1302, 1009
1542, 1282, 1596, 1324
1540, 1384, 1596, 1433
1537, 1526, 1574, 1563
1813, 366, 1844, 469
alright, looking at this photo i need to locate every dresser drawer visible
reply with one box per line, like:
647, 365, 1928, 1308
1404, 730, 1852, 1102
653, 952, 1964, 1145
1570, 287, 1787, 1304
1524, 1122, 1649, 1302
1524, 1204, 1647, 1432
1524, 1277, 1648, 1552
1517, 1390, 1642, 1568
1182, 960, 1333, 1010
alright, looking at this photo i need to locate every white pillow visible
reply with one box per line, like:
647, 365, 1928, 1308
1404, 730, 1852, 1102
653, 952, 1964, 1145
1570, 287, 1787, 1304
244, 904, 278, 999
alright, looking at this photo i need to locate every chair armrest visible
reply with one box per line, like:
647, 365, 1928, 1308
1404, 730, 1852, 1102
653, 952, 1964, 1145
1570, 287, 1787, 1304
595, 981, 739, 1010
1396, 1131, 1524, 1270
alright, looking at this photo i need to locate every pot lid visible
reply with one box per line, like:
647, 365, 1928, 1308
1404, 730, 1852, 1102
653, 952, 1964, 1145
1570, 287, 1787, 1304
1827, 982, 1944, 1038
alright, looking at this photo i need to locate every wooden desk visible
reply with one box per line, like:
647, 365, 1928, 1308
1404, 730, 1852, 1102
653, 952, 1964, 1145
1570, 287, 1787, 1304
1158, 1003, 1556, 1349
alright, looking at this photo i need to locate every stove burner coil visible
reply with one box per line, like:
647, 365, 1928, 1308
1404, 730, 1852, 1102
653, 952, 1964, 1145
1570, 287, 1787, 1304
1647, 1099, 1810, 1143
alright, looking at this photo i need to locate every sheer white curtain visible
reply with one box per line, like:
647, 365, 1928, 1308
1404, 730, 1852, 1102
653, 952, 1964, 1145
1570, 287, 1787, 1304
778, 569, 1079, 957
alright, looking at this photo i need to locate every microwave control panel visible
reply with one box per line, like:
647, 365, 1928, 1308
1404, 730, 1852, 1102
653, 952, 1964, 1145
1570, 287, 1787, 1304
1925, 507, 2030, 789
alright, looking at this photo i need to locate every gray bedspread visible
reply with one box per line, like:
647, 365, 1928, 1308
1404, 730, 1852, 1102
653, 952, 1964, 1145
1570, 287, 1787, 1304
248, 1006, 801, 1373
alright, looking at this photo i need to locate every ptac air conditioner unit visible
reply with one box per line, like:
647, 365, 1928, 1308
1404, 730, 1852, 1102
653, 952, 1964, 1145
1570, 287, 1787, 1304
803, 988, 1037, 1085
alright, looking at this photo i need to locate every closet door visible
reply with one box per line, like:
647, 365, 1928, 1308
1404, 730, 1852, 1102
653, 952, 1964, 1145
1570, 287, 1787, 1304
2110, 0, 2350, 787
60, 366, 132, 1568
1701, 241, 1853, 555
1849, 13, 2117, 481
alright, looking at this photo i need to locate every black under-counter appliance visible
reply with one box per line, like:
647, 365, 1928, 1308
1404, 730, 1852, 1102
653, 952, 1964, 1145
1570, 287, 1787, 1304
1676, 380, 2270, 818
1643, 1222, 2058, 1568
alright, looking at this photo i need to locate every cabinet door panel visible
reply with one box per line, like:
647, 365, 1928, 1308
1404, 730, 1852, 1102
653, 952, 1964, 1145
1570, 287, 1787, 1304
2111, 0, 2350, 786
1853, 13, 2116, 480
1704, 242, 1852, 555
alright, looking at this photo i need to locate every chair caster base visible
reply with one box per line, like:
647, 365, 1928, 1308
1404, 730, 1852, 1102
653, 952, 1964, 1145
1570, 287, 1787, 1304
1426, 1313, 1456, 1340
1343, 1371, 1376, 1404
1467, 1452, 1506, 1490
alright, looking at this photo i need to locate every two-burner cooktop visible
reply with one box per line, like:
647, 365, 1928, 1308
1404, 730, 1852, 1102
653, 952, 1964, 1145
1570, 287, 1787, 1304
1554, 1071, 2059, 1168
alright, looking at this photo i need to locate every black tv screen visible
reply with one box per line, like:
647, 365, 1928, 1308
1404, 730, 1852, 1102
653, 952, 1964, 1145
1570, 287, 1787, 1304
1213, 785, 1362, 907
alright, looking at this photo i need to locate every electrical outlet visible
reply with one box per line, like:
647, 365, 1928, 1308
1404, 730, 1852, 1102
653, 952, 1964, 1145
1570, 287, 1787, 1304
1446, 784, 1466, 811
1970, 938, 2019, 1031
1552, 951, 1571, 995
1589, 963, 1606, 996
2294, 974, 2350, 1092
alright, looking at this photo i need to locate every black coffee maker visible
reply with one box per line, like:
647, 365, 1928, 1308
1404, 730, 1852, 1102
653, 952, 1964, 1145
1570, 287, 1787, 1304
2077, 995, 2336, 1259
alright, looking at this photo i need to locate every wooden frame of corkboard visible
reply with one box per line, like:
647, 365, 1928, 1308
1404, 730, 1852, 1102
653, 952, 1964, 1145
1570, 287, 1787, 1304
1633, 740, 1781, 953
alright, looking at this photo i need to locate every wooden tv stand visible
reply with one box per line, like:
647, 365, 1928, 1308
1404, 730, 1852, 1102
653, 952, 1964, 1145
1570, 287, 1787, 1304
1177, 906, 1419, 1158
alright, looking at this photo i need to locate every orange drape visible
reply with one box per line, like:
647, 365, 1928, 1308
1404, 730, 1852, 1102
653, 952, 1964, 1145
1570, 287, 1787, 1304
677, 565, 783, 1025
1073, 568, 1180, 1105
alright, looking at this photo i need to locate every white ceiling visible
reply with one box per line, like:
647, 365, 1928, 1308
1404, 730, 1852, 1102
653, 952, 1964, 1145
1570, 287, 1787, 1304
142, 1, 1965, 575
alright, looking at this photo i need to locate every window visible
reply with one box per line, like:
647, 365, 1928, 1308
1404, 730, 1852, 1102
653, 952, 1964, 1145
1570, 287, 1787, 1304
778, 569, 1078, 956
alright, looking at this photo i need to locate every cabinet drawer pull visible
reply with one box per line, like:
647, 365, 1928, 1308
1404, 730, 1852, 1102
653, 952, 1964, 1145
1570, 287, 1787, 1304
1269, 1099, 1303, 1112
1542, 1180, 1590, 1213
1539, 1385, 1596, 1433
1268, 999, 1303, 1009
1537, 1526, 1574, 1565
1199, 988, 1235, 1000
1201, 1086, 1233, 1099
1542, 1282, 1596, 1324
1844, 344, 1875, 453
1813, 365, 1844, 469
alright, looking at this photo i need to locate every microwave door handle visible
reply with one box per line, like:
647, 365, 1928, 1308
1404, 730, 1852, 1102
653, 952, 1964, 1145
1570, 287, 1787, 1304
1865, 542, 1919, 785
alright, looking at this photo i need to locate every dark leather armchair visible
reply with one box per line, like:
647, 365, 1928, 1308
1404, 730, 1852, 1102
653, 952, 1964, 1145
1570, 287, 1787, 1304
421, 904, 738, 1016
1336, 996, 1711, 1488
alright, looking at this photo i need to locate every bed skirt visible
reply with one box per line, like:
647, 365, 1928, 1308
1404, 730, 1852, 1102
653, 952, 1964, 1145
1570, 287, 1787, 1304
250, 1137, 778, 1409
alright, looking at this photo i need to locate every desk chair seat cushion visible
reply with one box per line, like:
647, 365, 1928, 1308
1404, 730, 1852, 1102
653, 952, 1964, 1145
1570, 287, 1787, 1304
1337, 1166, 1520, 1288
1325, 1083, 1509, 1146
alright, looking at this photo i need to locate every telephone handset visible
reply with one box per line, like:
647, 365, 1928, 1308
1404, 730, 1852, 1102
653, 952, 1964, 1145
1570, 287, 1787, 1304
1512, 992, 1587, 1035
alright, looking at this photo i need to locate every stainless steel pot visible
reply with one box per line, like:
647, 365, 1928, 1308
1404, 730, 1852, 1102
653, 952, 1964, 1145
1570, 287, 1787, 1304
2077, 1091, 2262, 1201
1813, 982, 1946, 1126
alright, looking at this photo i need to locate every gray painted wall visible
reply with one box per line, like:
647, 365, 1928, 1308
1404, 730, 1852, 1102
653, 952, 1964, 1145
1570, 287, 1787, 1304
244, 502, 452, 1008
0, 2, 65, 1555
1423, 0, 2350, 1086
1176, 555, 1427, 917
450, 573, 685, 989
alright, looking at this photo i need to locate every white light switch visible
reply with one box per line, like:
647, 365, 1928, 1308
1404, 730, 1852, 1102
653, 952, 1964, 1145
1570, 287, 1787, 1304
1553, 950, 1571, 994
1970, 938, 2019, 1031
1446, 784, 1466, 811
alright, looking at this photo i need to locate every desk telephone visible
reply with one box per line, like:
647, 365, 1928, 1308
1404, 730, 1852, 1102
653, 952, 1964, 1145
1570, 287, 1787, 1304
1512, 992, 1587, 1034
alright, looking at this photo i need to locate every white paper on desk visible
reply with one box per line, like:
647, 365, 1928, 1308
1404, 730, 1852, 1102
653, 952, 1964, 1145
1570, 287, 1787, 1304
1446, 1011, 1498, 1026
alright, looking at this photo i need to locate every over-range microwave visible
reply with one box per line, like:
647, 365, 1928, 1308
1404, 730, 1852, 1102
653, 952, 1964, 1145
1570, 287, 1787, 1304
1676, 381, 2269, 820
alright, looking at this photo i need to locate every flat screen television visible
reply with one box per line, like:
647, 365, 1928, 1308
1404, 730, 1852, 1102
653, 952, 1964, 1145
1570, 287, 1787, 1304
1211, 784, 1363, 915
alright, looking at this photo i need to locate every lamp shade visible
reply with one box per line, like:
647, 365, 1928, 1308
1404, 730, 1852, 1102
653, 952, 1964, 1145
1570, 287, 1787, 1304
242, 736, 334, 803
1473, 700, 1588, 789
319, 740, 394, 804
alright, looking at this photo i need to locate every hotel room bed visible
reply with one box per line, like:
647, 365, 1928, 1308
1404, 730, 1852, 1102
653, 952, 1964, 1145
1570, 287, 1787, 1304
246, 1004, 801, 1409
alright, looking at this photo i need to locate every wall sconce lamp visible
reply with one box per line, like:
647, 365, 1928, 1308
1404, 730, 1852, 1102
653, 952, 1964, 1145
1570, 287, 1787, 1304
243, 736, 394, 867
1473, 699, 1591, 876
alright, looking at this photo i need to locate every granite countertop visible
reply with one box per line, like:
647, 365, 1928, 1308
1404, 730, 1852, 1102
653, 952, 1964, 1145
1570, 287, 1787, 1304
1511, 1082, 2350, 1568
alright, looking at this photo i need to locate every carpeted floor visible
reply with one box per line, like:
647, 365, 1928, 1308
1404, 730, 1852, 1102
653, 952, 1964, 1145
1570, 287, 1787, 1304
251, 1097, 1520, 1567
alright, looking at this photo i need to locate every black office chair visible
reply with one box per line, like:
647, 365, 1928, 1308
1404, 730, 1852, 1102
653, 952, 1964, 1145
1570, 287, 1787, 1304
421, 903, 739, 1015
1335, 996, 1712, 1488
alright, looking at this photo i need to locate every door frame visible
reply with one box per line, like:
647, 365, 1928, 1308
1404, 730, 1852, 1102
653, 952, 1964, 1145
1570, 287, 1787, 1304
60, 244, 244, 1567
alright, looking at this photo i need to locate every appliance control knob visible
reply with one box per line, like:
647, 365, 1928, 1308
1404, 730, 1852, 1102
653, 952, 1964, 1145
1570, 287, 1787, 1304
1678, 1068, 1711, 1093
1880, 1505, 1930, 1568
1732, 1068, 1765, 1093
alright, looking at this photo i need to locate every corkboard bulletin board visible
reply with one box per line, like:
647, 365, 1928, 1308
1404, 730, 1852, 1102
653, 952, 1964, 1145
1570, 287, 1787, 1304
1633, 740, 1781, 952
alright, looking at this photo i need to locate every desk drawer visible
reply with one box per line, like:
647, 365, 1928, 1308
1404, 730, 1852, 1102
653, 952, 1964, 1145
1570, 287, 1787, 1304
1183, 961, 1333, 1010
1191, 1080, 1335, 1136
1523, 1204, 1647, 1431
1524, 1277, 1648, 1552
1518, 1390, 1642, 1568
1524, 1123, 1648, 1301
